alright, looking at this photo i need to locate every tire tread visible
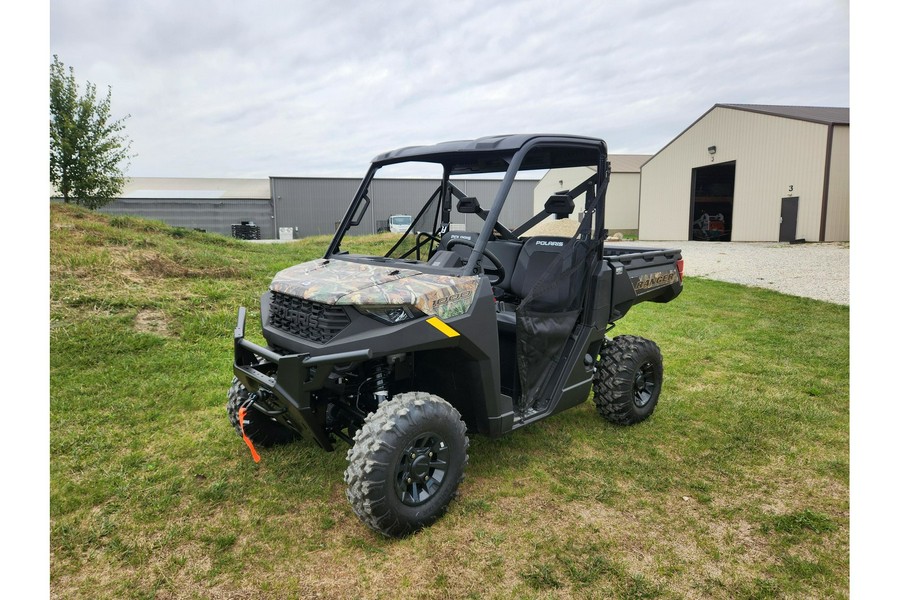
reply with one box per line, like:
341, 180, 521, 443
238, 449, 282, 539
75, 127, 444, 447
592, 335, 663, 425
344, 392, 468, 537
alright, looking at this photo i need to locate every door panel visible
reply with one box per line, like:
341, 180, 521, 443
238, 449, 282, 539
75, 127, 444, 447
779, 197, 799, 242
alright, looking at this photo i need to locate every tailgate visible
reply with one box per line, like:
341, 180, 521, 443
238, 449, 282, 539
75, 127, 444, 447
604, 246, 683, 319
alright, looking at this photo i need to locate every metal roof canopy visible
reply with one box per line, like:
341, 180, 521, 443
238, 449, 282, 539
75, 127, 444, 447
718, 104, 850, 126
371, 134, 608, 175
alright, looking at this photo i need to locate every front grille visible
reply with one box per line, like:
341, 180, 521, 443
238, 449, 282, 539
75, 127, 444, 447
268, 292, 351, 343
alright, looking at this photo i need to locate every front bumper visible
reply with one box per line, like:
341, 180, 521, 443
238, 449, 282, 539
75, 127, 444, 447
232, 307, 371, 451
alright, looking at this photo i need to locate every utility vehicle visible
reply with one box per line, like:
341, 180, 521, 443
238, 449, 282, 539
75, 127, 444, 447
388, 214, 413, 234
229, 134, 683, 537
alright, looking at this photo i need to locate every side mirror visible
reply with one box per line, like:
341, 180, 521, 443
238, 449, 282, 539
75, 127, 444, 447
545, 193, 575, 218
457, 197, 482, 214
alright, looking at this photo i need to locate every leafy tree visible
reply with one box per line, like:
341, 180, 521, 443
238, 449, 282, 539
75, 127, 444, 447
49, 55, 134, 209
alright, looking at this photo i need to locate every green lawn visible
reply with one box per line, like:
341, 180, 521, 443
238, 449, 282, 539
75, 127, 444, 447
50, 204, 849, 599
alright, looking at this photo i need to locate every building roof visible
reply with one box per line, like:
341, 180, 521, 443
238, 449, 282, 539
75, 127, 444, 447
718, 104, 850, 125
120, 177, 270, 199
609, 154, 652, 173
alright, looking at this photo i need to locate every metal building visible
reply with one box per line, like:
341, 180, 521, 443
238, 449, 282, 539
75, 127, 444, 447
98, 177, 274, 238
533, 155, 651, 237
639, 104, 849, 242
53, 176, 538, 240
271, 177, 538, 238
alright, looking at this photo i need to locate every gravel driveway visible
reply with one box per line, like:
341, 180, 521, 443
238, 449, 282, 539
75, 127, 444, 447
618, 240, 849, 305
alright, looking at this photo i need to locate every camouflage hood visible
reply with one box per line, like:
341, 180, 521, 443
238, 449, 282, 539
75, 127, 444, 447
269, 259, 480, 320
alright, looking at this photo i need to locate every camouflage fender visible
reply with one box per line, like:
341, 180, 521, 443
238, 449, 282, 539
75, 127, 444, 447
269, 259, 480, 319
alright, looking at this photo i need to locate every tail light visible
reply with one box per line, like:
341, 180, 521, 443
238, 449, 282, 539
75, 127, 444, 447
676, 259, 685, 281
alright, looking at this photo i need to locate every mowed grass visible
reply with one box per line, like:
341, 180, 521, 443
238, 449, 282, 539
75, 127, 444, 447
50, 204, 849, 599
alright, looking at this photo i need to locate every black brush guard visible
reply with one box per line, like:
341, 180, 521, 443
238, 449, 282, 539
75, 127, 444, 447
232, 307, 371, 451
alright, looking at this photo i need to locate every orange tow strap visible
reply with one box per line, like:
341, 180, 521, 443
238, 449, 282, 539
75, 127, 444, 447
238, 405, 261, 463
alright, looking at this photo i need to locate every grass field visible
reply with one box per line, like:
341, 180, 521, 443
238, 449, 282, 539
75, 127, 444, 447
50, 204, 849, 599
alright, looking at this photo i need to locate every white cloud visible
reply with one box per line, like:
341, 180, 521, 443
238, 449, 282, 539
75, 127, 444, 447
49, 0, 849, 177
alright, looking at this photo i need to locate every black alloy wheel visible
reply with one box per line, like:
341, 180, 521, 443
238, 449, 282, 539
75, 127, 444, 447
592, 335, 664, 425
632, 360, 658, 408
394, 432, 450, 506
345, 392, 468, 537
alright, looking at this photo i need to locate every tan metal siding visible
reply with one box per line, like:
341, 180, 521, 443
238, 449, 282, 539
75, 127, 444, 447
730, 112, 828, 241
606, 172, 640, 230
533, 166, 639, 231
824, 125, 849, 241
638, 146, 688, 240
533, 167, 592, 213
640, 106, 830, 241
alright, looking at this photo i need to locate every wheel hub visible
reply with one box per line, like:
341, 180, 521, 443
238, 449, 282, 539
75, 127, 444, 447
632, 361, 657, 408
410, 454, 431, 480
395, 433, 449, 506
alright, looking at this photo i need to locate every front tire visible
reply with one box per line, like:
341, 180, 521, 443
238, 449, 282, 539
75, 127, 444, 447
344, 392, 469, 537
593, 335, 663, 425
226, 377, 298, 447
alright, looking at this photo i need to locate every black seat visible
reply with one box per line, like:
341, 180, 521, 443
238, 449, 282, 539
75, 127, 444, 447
497, 236, 571, 334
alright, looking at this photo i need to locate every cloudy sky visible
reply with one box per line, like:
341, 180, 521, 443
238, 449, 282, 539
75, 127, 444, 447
49, 0, 849, 178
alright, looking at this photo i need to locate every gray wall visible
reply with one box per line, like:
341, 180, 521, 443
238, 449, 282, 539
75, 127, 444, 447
272, 177, 538, 237
97, 197, 276, 238
51, 197, 275, 238
52, 177, 539, 240
272, 178, 364, 238
453, 178, 537, 232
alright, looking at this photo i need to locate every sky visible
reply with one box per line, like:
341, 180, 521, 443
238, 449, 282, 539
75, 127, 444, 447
49, 0, 849, 179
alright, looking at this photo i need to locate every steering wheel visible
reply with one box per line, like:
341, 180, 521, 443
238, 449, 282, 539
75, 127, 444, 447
446, 238, 507, 287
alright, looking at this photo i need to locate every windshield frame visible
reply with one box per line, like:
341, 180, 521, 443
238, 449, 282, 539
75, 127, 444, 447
324, 136, 609, 270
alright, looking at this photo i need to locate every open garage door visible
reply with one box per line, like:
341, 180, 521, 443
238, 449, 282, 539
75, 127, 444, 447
690, 162, 735, 241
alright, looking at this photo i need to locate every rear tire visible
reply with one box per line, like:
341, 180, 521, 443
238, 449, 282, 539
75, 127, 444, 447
226, 377, 298, 447
344, 392, 469, 537
593, 335, 663, 425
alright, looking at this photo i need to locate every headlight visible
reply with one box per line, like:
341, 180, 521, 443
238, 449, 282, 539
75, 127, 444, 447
357, 305, 425, 325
